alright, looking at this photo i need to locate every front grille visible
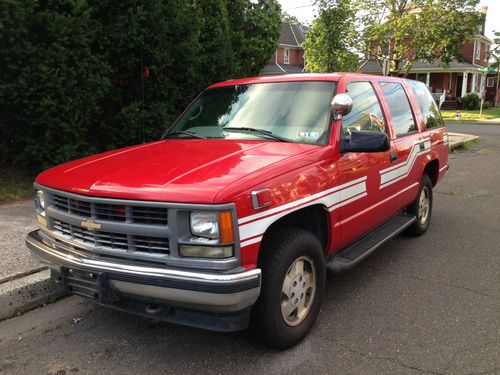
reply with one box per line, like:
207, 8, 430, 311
132, 206, 168, 225
52, 194, 168, 225
53, 220, 170, 255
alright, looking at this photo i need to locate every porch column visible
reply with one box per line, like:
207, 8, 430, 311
426, 72, 430, 87
471, 73, 477, 93
462, 73, 468, 97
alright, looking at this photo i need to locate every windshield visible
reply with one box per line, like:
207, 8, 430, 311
167, 81, 336, 145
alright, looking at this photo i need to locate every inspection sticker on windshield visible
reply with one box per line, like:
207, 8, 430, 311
297, 131, 319, 140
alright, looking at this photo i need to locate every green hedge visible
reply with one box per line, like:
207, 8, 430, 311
461, 93, 481, 110
0, 0, 281, 169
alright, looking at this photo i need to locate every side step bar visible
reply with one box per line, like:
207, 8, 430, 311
326, 213, 416, 272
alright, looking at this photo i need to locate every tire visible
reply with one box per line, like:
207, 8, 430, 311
406, 174, 433, 236
251, 227, 325, 349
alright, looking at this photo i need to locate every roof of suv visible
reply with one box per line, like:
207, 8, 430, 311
208, 73, 405, 88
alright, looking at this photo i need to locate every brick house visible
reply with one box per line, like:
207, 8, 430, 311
360, 6, 498, 108
260, 23, 307, 75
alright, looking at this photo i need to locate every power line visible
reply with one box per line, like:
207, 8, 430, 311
285, 5, 315, 10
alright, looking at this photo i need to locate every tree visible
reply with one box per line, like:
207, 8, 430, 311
358, 0, 483, 76
302, 0, 359, 73
0, 0, 282, 169
489, 31, 500, 106
228, 0, 282, 77
0, 0, 111, 167
281, 11, 299, 23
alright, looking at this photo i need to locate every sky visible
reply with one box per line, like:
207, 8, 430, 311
277, 0, 500, 41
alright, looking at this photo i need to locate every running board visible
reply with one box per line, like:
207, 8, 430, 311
326, 213, 416, 272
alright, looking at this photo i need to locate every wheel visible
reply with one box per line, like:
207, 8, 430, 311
251, 227, 325, 349
406, 174, 433, 236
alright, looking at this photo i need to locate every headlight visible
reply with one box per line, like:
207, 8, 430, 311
190, 211, 219, 239
36, 190, 46, 210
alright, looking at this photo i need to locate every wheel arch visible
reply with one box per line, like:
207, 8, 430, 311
423, 158, 439, 186
258, 204, 330, 262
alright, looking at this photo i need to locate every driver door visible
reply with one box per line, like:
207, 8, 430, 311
335, 79, 401, 248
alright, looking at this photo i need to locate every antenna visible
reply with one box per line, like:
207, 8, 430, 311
141, 50, 145, 144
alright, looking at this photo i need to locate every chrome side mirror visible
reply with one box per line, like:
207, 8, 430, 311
331, 93, 353, 120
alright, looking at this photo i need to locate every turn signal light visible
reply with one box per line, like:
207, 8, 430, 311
219, 211, 234, 244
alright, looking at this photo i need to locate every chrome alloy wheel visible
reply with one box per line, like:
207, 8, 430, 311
418, 186, 430, 224
281, 255, 316, 327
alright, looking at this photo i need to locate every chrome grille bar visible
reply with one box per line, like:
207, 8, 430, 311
53, 194, 168, 225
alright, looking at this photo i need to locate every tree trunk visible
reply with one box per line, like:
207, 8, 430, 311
496, 68, 500, 107
389, 58, 400, 76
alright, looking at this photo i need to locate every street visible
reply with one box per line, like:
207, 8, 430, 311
1, 123, 499, 375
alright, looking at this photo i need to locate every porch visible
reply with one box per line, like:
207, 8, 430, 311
406, 71, 487, 110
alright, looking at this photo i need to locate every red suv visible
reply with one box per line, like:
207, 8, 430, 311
26, 73, 448, 349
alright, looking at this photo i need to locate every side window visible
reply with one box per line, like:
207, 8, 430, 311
408, 80, 444, 129
380, 82, 416, 136
342, 81, 385, 136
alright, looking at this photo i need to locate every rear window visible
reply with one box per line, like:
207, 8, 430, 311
407, 80, 445, 129
380, 82, 416, 137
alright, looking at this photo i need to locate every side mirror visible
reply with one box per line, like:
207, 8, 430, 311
331, 93, 353, 120
346, 131, 390, 153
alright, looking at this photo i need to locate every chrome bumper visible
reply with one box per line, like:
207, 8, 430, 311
26, 230, 261, 314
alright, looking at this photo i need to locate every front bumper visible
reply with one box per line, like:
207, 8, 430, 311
26, 230, 261, 331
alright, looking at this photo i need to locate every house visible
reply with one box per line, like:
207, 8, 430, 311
360, 6, 498, 108
260, 23, 307, 75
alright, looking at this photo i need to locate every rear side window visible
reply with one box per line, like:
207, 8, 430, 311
380, 82, 416, 136
342, 81, 385, 136
407, 80, 445, 129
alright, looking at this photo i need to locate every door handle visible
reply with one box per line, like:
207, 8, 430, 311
390, 151, 398, 163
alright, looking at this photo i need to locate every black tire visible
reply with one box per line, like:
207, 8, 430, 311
406, 174, 433, 236
251, 227, 325, 349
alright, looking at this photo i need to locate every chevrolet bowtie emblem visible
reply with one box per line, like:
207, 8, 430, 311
80, 219, 102, 231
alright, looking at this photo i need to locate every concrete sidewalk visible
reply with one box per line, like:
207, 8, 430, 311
0, 131, 479, 321
447, 132, 479, 150
0, 201, 40, 281
0, 200, 66, 320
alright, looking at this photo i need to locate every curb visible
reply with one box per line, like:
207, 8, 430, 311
448, 135, 479, 151
0, 269, 67, 321
444, 121, 500, 126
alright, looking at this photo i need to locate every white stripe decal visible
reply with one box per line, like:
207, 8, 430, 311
238, 176, 367, 225
379, 139, 431, 189
239, 180, 367, 242
240, 236, 263, 248
380, 138, 430, 174
239, 137, 434, 247
380, 137, 430, 175
328, 191, 367, 212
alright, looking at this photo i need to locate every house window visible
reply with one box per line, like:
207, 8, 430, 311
487, 77, 494, 87
284, 48, 290, 64
475, 42, 481, 60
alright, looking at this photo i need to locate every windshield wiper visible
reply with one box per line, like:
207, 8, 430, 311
163, 130, 207, 140
224, 127, 292, 142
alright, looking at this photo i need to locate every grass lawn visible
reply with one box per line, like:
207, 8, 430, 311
441, 107, 500, 122
0, 165, 37, 205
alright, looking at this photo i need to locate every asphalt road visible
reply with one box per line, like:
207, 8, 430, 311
1, 123, 499, 375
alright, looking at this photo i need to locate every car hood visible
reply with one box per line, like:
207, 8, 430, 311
36, 139, 318, 203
